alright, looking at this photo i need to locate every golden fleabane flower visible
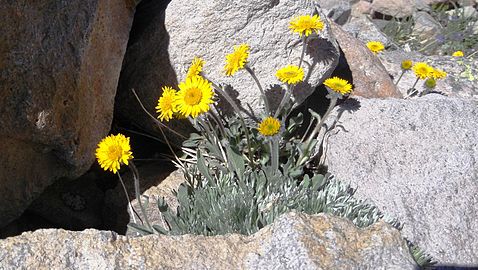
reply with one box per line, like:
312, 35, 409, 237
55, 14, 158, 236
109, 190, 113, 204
401, 60, 413, 70
224, 44, 249, 76
425, 78, 436, 89
289, 14, 324, 37
276, 65, 304, 85
452, 51, 464, 57
323, 77, 353, 95
186, 57, 205, 79
174, 76, 214, 118
156, 86, 177, 122
366, 41, 385, 54
258, 116, 281, 137
412, 62, 433, 80
429, 68, 447, 80
95, 134, 133, 174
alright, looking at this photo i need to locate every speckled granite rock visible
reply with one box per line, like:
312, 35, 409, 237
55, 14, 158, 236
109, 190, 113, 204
331, 22, 401, 98
325, 95, 478, 265
0, 212, 417, 269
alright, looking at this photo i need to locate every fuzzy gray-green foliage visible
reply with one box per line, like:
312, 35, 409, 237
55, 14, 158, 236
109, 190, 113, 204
155, 169, 394, 236
133, 113, 401, 236
128, 112, 434, 267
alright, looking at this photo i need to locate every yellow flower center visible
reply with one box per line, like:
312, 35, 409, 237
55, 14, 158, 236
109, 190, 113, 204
284, 70, 298, 77
161, 97, 174, 111
108, 145, 122, 160
184, 87, 202, 105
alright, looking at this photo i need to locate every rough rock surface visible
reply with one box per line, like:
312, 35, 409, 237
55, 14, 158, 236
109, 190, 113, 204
331, 22, 402, 98
0, 212, 417, 269
116, 0, 339, 141
0, 0, 134, 228
103, 162, 178, 234
379, 50, 478, 100
371, 0, 416, 18
325, 95, 478, 264
342, 16, 390, 46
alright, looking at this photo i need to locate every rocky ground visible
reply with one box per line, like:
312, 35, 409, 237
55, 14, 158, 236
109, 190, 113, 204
0, 0, 476, 269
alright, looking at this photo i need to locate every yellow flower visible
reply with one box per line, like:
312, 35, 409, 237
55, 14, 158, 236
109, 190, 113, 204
95, 134, 133, 174
276, 65, 304, 85
425, 78, 436, 89
429, 68, 447, 80
224, 44, 249, 76
258, 117, 281, 137
366, 41, 385, 54
156, 86, 177, 122
186, 57, 205, 79
323, 77, 353, 95
174, 76, 214, 118
401, 60, 413, 70
452, 51, 464, 57
412, 62, 433, 80
289, 14, 324, 37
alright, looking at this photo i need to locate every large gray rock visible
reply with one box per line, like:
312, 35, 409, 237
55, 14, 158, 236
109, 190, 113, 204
325, 95, 478, 264
165, 1, 338, 108
0, 212, 417, 269
371, 0, 416, 18
0, 0, 134, 228
116, 0, 339, 142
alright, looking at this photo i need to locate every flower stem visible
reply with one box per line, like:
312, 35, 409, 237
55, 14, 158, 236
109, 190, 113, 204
395, 70, 406, 86
405, 78, 420, 98
271, 138, 279, 174
411, 78, 420, 90
129, 161, 152, 232
206, 78, 254, 167
245, 66, 270, 115
274, 84, 294, 119
298, 36, 307, 68
116, 172, 138, 224
299, 97, 337, 166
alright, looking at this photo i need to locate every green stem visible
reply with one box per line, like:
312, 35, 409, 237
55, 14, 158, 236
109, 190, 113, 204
116, 172, 138, 224
245, 66, 270, 115
271, 139, 279, 174
206, 78, 254, 167
131, 89, 186, 140
411, 78, 420, 90
395, 70, 406, 86
299, 97, 337, 166
274, 84, 294, 119
129, 161, 152, 232
298, 36, 307, 68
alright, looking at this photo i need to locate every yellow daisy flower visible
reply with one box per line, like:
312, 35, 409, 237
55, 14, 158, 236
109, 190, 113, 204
425, 78, 436, 89
95, 134, 133, 174
366, 41, 385, 54
174, 76, 214, 118
258, 116, 281, 137
429, 68, 447, 80
289, 14, 324, 37
156, 86, 177, 122
276, 65, 304, 85
452, 51, 464, 57
186, 57, 205, 79
323, 77, 353, 95
401, 60, 413, 70
412, 62, 433, 80
224, 44, 249, 76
